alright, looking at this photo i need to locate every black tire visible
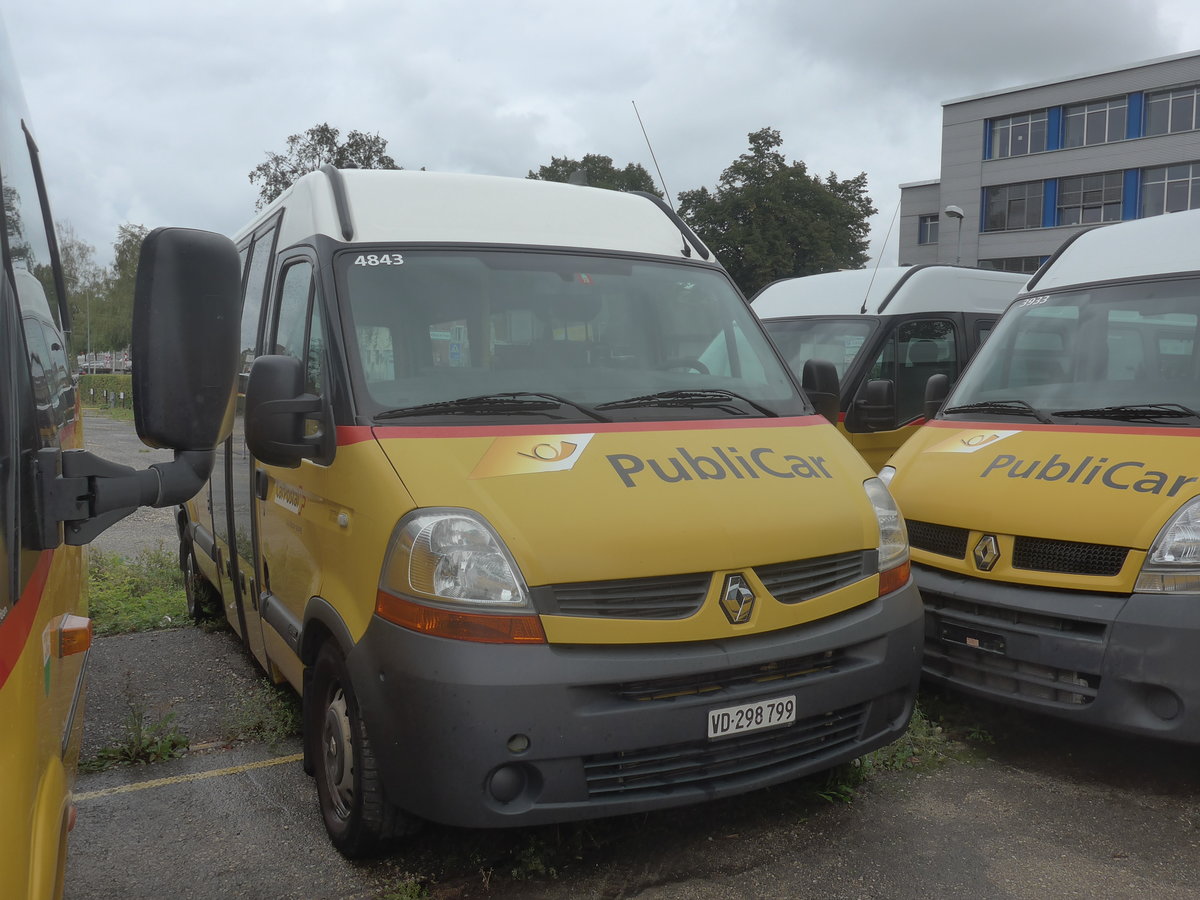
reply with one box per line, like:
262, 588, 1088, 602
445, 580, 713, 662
305, 641, 414, 857
182, 545, 221, 621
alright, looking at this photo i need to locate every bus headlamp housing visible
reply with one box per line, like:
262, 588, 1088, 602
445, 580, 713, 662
377, 509, 545, 643
383, 509, 530, 608
1136, 497, 1200, 594
864, 477, 910, 594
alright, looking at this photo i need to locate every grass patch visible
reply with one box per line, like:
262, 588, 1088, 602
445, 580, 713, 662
89, 547, 187, 635
80, 679, 189, 773
224, 678, 302, 747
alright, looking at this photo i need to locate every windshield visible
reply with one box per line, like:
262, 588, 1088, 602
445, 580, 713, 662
337, 249, 806, 423
760, 317, 878, 382
943, 277, 1200, 425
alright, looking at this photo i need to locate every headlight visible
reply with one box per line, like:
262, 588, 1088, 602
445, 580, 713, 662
1135, 498, 1200, 594
377, 509, 544, 643
384, 509, 529, 608
878, 465, 897, 488
864, 477, 909, 572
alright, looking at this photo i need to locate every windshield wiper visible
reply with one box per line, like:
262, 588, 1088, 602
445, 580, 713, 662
1051, 403, 1200, 424
375, 392, 611, 422
594, 389, 779, 417
941, 399, 1054, 424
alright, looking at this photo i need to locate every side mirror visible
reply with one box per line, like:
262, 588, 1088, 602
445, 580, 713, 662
800, 358, 840, 424
244, 355, 334, 468
924, 373, 951, 421
36, 227, 242, 547
132, 227, 242, 449
845, 379, 896, 433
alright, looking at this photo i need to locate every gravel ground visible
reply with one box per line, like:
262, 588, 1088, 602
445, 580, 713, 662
81, 409, 181, 560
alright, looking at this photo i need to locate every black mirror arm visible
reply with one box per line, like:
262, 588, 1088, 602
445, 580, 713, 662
35, 447, 216, 548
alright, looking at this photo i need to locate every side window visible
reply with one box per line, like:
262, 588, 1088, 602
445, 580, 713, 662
865, 319, 958, 425
272, 259, 324, 434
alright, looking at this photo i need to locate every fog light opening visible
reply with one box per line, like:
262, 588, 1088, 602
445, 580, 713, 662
488, 764, 528, 804
1144, 685, 1182, 722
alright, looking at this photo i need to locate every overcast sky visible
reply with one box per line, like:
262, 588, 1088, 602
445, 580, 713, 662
7, 1, 1200, 268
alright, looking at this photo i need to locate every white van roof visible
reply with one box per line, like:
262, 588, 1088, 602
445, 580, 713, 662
751, 265, 1026, 319
237, 168, 710, 262
1028, 208, 1200, 292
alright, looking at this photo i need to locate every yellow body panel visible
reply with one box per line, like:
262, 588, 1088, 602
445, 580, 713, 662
888, 421, 1200, 592
240, 416, 887, 659
841, 421, 924, 473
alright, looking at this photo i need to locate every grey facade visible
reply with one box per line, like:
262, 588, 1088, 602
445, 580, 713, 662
899, 51, 1200, 272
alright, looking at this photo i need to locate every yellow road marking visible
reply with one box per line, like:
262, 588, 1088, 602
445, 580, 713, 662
74, 753, 304, 802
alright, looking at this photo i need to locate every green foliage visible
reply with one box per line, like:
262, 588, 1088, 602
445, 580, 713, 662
55, 220, 146, 357
377, 879, 430, 900
814, 702, 960, 804
79, 373, 133, 408
88, 547, 187, 635
224, 679, 302, 747
82, 694, 189, 772
249, 122, 402, 209
527, 153, 661, 195
678, 127, 877, 297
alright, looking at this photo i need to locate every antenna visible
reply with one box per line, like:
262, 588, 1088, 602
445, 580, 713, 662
861, 197, 900, 313
632, 100, 674, 211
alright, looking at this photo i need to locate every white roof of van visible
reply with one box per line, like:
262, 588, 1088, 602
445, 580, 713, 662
1029, 209, 1200, 291
752, 265, 1027, 318
239, 168, 710, 262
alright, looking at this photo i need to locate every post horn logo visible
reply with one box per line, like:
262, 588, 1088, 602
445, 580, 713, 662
720, 574, 756, 625
469, 433, 595, 479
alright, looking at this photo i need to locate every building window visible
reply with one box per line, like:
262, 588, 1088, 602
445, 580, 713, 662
984, 181, 1043, 232
918, 214, 939, 245
989, 110, 1048, 158
1063, 98, 1127, 148
1145, 85, 1200, 136
979, 257, 1044, 274
1057, 172, 1123, 226
1141, 163, 1200, 216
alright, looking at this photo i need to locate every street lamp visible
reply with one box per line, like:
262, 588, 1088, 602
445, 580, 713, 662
944, 205, 965, 265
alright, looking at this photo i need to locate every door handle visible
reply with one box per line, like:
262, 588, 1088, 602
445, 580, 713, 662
254, 469, 269, 501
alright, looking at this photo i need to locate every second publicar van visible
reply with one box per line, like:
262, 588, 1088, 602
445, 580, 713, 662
180, 167, 923, 854
884, 209, 1200, 743
753, 265, 1026, 470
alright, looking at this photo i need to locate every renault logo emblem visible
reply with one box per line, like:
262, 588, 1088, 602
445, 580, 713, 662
720, 574, 756, 625
973, 535, 1001, 572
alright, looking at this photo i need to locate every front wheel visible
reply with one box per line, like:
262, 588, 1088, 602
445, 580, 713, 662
305, 641, 414, 857
182, 545, 221, 621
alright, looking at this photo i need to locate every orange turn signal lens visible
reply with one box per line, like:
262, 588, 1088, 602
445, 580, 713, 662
878, 560, 911, 597
376, 592, 546, 644
58, 615, 93, 658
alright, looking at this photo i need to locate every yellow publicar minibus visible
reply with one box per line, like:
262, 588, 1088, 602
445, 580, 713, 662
180, 166, 925, 855
0, 19, 241, 897
885, 208, 1200, 742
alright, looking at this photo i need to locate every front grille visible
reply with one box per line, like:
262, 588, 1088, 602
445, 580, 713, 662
545, 573, 710, 619
907, 520, 968, 559
926, 595, 1106, 639
924, 642, 1099, 706
613, 650, 844, 702
755, 551, 872, 603
582, 704, 866, 798
1012, 537, 1128, 577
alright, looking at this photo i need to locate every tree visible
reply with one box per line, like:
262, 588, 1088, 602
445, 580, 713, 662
85, 223, 147, 354
677, 128, 877, 298
528, 154, 661, 195
55, 222, 107, 356
249, 123, 401, 209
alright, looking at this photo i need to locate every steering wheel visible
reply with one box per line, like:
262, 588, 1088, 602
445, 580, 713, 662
658, 358, 710, 374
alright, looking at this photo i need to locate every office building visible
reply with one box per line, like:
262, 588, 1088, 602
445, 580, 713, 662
899, 50, 1200, 273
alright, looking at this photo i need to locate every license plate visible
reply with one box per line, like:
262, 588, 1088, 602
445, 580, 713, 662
938, 621, 1007, 655
707, 695, 796, 740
